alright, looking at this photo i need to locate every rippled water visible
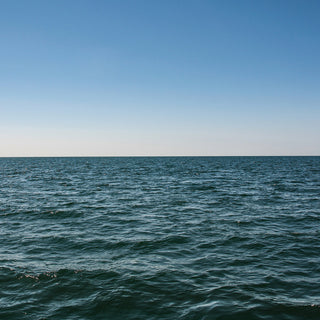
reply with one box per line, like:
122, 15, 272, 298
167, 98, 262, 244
1, 156, 320, 319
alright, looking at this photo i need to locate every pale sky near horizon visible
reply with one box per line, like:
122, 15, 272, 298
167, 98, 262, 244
1, 0, 319, 156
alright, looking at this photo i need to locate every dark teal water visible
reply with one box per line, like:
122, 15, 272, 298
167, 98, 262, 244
1, 157, 320, 320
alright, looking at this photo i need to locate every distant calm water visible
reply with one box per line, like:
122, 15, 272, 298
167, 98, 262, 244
1, 157, 320, 320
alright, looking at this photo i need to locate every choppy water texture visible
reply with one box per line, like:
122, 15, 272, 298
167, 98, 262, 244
1, 157, 320, 320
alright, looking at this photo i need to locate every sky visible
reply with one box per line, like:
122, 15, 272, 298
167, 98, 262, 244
0, 0, 319, 156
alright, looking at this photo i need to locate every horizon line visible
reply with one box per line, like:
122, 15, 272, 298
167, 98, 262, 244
0, 155, 319, 158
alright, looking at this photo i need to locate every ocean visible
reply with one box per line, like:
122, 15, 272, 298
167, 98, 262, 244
0, 156, 319, 319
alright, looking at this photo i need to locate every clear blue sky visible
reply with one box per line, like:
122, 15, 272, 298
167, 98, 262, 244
1, 0, 319, 156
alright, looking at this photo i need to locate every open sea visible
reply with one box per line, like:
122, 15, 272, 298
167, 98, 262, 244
0, 156, 319, 320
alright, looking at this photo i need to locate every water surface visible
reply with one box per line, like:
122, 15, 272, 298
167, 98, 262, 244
1, 157, 319, 319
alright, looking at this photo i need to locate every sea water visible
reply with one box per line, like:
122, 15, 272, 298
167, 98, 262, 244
0, 156, 319, 319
